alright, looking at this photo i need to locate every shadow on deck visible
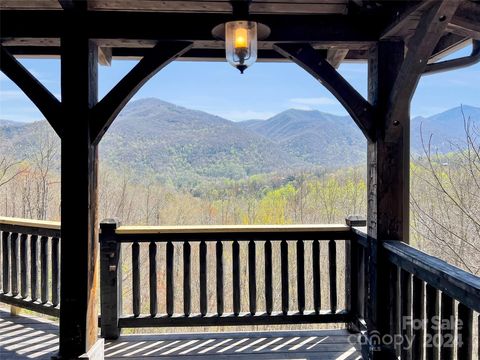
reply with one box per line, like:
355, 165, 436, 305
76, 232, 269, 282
0, 310, 361, 359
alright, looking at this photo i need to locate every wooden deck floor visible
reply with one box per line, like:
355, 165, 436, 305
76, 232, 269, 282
0, 310, 362, 359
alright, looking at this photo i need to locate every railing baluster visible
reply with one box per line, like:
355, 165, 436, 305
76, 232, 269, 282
40, 235, 48, 303
216, 240, 223, 316
400, 270, 412, 360
11, 232, 18, 296
149, 241, 157, 317
358, 246, 366, 319
264, 239, 273, 315
425, 284, 439, 360
20, 234, 27, 298
248, 239, 256, 315
440, 293, 454, 360
166, 240, 174, 317
51, 237, 60, 306
232, 239, 240, 316
457, 303, 473, 360
312, 239, 321, 313
199, 240, 207, 316
30, 234, 38, 301
281, 239, 289, 315
328, 239, 337, 313
345, 238, 354, 327
390, 264, 401, 357
477, 314, 479, 360
2, 231, 9, 294
183, 241, 191, 316
132, 241, 140, 317
297, 239, 305, 314
412, 277, 424, 359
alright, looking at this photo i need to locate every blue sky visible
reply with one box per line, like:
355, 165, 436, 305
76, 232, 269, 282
0, 46, 479, 122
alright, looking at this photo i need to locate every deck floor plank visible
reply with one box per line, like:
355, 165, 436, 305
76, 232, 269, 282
0, 309, 362, 359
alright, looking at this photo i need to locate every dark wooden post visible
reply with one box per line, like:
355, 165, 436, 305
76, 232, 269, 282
367, 40, 406, 359
100, 219, 122, 339
345, 215, 366, 332
58, 17, 100, 358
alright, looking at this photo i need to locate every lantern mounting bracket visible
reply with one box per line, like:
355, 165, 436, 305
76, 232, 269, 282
231, 0, 251, 20
212, 0, 270, 40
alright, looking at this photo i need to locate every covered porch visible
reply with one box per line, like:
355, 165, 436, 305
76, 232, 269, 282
0, 309, 361, 359
1, 0, 480, 359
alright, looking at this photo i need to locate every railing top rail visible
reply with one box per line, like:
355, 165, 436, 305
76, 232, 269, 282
384, 240, 480, 312
0, 216, 60, 230
0, 216, 61, 237
114, 224, 351, 235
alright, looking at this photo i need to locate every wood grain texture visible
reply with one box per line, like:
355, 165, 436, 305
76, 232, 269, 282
116, 224, 350, 234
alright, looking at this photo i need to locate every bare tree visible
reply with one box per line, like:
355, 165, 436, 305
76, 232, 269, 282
411, 108, 480, 274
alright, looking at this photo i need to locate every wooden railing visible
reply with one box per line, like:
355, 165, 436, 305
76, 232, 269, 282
352, 228, 480, 359
99, 219, 360, 339
0, 216, 61, 317
1, 215, 478, 360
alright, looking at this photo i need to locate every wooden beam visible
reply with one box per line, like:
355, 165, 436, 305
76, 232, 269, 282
387, 0, 460, 131
4, 46, 372, 62
425, 40, 480, 75
273, 43, 374, 141
447, 23, 480, 40
90, 41, 192, 144
98, 47, 112, 66
0, 45, 62, 136
326, 49, 349, 69
381, 0, 437, 39
449, 0, 480, 39
429, 33, 470, 63
86, 0, 348, 15
59, 31, 99, 358
0, 10, 382, 44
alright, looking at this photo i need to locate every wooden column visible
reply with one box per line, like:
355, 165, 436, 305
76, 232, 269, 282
58, 31, 99, 358
367, 41, 407, 245
366, 5, 460, 357
367, 41, 406, 358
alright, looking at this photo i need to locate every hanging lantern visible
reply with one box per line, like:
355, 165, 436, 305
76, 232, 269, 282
225, 20, 257, 74
212, 2, 270, 74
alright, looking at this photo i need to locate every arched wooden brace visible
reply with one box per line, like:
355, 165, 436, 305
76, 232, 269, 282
273, 43, 375, 142
90, 41, 193, 145
0, 45, 62, 137
385, 0, 460, 138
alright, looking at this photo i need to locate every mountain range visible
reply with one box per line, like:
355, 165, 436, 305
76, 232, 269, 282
1, 98, 479, 184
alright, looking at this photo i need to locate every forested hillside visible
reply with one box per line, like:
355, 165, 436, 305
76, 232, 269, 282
0, 99, 479, 275
1, 98, 478, 188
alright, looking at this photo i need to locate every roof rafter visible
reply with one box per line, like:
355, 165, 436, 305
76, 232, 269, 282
381, 0, 437, 39
449, 0, 480, 39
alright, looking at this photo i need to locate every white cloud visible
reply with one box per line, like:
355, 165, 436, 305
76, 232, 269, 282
0, 90, 25, 101
289, 97, 337, 106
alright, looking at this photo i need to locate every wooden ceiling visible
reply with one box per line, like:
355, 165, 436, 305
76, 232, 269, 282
0, 0, 349, 14
0, 0, 478, 65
